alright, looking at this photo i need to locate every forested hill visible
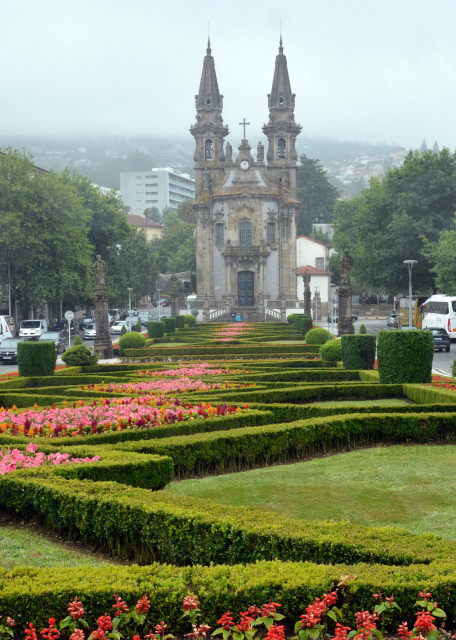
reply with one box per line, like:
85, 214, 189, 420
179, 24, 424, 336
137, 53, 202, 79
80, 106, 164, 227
0, 133, 402, 190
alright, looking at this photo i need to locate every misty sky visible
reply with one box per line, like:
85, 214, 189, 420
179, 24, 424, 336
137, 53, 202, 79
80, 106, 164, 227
2, 0, 456, 150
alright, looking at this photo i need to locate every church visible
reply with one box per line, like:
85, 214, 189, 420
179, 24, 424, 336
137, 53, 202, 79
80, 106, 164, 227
191, 39, 302, 322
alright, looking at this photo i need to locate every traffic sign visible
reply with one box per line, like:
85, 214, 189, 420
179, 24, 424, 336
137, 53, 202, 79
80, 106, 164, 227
64, 310, 74, 321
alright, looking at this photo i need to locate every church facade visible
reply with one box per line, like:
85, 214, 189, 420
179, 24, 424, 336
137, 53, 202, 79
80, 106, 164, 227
191, 40, 301, 321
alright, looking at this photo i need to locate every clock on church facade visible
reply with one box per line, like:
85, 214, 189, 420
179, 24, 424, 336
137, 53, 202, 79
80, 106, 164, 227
191, 39, 301, 321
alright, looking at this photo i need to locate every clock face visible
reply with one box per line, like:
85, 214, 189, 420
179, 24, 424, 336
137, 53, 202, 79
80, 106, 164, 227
240, 160, 249, 171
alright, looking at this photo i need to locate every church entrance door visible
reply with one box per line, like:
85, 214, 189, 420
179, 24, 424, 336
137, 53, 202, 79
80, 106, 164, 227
238, 271, 254, 307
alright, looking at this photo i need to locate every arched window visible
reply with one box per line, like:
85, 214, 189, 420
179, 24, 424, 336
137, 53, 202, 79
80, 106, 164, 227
239, 220, 252, 247
205, 139, 213, 160
278, 138, 286, 159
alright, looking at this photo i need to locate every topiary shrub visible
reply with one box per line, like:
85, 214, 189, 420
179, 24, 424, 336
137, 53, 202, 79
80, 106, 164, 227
175, 315, 185, 329
119, 331, 146, 352
287, 313, 298, 324
120, 324, 127, 336
305, 327, 331, 345
184, 314, 196, 325
73, 335, 83, 346
17, 341, 57, 377
164, 317, 176, 334
61, 344, 98, 367
377, 329, 433, 383
359, 324, 367, 334
148, 321, 165, 338
320, 338, 342, 363
341, 334, 376, 370
293, 314, 312, 335
135, 321, 142, 333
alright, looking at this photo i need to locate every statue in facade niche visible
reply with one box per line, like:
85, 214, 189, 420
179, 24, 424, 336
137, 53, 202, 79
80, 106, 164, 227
225, 142, 232, 163
257, 141, 264, 162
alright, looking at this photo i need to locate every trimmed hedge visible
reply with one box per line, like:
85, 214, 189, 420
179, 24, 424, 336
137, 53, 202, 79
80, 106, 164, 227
119, 331, 146, 350
377, 330, 434, 383
174, 315, 185, 329
17, 341, 57, 377
341, 334, 376, 370
293, 314, 312, 335
319, 338, 342, 363
305, 328, 331, 345
147, 321, 165, 338
62, 344, 98, 367
164, 317, 176, 334
184, 314, 196, 325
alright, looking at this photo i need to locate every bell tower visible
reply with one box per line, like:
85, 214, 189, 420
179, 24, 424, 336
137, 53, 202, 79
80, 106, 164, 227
190, 40, 229, 194
263, 38, 302, 194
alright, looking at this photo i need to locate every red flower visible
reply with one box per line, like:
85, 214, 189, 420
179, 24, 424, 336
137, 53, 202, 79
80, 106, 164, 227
331, 624, 352, 640
41, 619, 60, 640
155, 622, 168, 636
236, 612, 255, 632
217, 613, 234, 630
261, 602, 282, 618
415, 611, 436, 634
69, 630, 85, 640
112, 594, 129, 616
25, 623, 38, 640
183, 595, 200, 611
265, 625, 285, 640
6, 618, 15, 627
418, 592, 432, 602
136, 595, 151, 615
97, 616, 113, 632
68, 598, 85, 621
398, 622, 413, 640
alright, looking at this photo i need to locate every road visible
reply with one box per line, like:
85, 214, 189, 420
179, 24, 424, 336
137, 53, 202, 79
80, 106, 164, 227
1, 317, 454, 377
352, 318, 454, 377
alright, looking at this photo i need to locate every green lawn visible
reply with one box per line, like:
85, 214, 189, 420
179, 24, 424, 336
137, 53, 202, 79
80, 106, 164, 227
0, 520, 116, 568
166, 444, 456, 539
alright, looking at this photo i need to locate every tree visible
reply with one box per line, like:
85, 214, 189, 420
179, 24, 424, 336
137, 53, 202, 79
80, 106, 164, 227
154, 210, 195, 274
296, 154, 340, 236
332, 148, 456, 295
144, 206, 162, 223
0, 150, 93, 315
422, 215, 456, 294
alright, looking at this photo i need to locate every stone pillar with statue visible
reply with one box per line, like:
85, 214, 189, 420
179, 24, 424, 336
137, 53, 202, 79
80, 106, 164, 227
93, 255, 113, 359
338, 248, 354, 336
302, 270, 312, 318
169, 274, 180, 317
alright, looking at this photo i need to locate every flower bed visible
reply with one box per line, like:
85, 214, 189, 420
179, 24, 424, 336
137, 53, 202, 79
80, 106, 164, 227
0, 442, 99, 474
0, 398, 249, 438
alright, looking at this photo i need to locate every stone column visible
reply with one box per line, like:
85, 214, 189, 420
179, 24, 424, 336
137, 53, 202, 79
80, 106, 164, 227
338, 248, 354, 336
93, 255, 113, 359
169, 274, 180, 317
303, 271, 312, 317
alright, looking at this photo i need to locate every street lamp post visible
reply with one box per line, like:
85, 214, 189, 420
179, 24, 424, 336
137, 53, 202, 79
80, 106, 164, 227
314, 287, 319, 326
403, 260, 417, 328
157, 288, 161, 322
127, 287, 133, 328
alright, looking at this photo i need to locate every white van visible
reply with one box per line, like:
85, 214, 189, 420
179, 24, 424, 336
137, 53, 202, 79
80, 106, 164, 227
0, 316, 16, 345
19, 319, 48, 339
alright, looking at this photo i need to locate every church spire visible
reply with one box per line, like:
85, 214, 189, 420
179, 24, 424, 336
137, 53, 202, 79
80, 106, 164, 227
191, 41, 228, 195
267, 37, 295, 116
195, 38, 223, 113
263, 38, 301, 195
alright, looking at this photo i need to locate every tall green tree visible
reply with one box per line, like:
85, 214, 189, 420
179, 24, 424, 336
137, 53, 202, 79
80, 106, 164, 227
296, 154, 340, 236
155, 210, 195, 274
333, 148, 456, 295
0, 150, 93, 313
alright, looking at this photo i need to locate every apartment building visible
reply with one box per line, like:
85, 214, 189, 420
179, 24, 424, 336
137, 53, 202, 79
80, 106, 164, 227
120, 167, 195, 216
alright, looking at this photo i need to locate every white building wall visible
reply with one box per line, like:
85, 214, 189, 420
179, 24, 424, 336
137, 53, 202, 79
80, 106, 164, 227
120, 168, 195, 216
296, 236, 329, 270
297, 274, 329, 303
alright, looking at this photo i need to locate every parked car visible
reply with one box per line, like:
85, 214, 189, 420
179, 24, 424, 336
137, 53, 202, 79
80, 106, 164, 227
328, 314, 358, 323
425, 327, 451, 352
39, 331, 67, 354
387, 313, 399, 328
111, 319, 138, 334
138, 311, 151, 326
83, 323, 97, 340
19, 319, 48, 339
79, 318, 95, 332
0, 338, 24, 363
